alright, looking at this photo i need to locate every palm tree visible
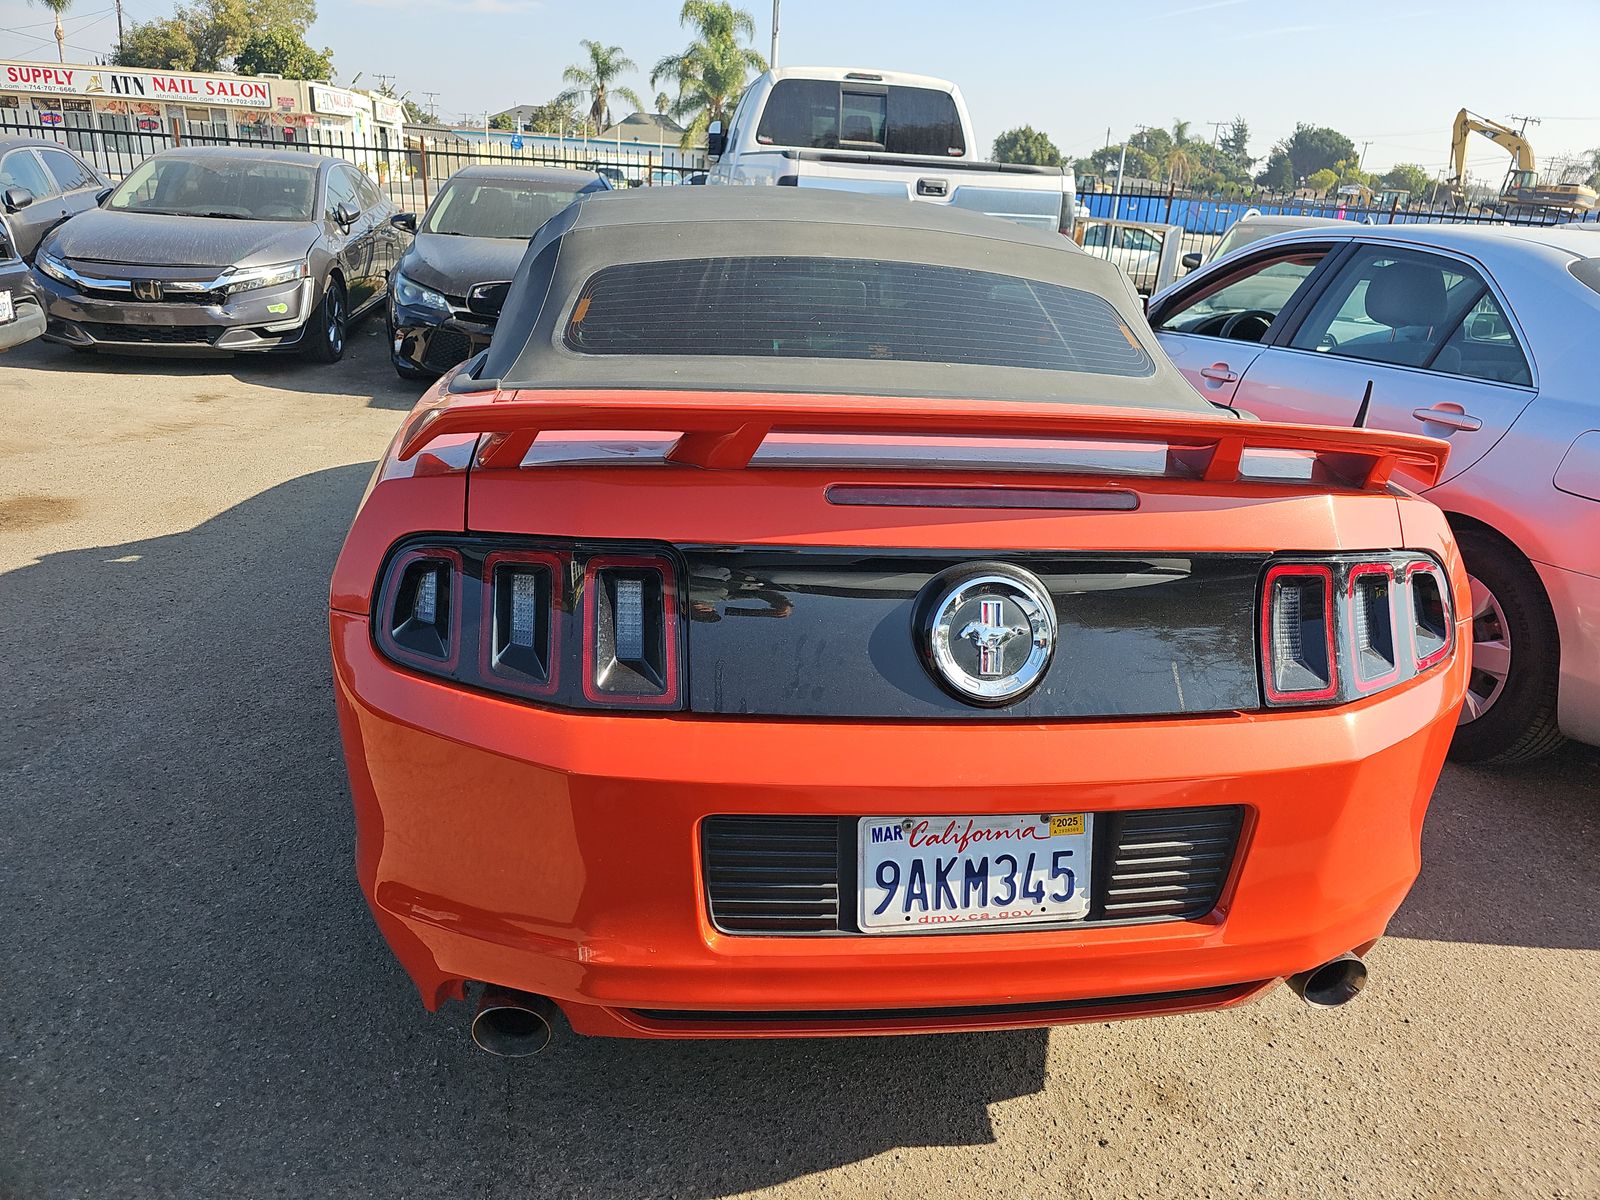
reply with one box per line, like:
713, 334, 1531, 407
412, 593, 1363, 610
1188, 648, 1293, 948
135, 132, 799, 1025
651, 1, 767, 150
557, 40, 644, 131
1164, 119, 1197, 188
655, 92, 670, 115
29, 0, 73, 64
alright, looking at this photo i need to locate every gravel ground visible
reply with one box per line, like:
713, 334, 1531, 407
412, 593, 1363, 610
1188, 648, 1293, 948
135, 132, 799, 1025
2, 328, 1596, 1200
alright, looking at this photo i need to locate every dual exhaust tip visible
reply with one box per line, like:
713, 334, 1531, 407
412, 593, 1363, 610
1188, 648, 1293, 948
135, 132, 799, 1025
467, 955, 1369, 1055
1286, 952, 1368, 1009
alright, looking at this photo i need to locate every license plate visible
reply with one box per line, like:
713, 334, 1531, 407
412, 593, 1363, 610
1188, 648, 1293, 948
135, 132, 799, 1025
0, 291, 12, 324
858, 813, 1092, 932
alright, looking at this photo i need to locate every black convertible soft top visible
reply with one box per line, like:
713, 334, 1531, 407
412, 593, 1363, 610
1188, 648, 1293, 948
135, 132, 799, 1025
469, 188, 1212, 413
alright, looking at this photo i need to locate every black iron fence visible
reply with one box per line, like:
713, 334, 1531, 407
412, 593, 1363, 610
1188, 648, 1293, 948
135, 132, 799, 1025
0, 118, 705, 214
1080, 187, 1599, 265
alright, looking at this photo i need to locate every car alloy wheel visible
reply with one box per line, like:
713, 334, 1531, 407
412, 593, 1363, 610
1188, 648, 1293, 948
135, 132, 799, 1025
1459, 572, 1510, 725
327, 287, 346, 356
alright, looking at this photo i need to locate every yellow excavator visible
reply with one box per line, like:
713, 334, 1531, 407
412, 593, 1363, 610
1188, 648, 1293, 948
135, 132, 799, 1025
1449, 109, 1598, 214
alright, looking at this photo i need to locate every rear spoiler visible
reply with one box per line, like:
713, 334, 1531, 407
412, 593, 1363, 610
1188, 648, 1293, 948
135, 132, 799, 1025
396, 391, 1449, 490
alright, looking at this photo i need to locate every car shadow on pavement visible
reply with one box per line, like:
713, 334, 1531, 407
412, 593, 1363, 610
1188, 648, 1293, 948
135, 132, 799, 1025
1388, 744, 1600, 951
1, 463, 1047, 1200
4, 320, 425, 412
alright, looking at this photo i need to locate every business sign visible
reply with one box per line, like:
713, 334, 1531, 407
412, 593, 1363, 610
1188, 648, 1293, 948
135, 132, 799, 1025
372, 96, 403, 126
1, 62, 273, 108
310, 84, 371, 118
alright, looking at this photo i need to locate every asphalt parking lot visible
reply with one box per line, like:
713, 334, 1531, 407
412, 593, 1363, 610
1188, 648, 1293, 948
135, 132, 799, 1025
2, 326, 1597, 1200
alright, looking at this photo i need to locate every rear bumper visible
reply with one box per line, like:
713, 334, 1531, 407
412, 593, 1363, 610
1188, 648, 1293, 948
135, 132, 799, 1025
1537, 560, 1600, 746
331, 609, 1465, 1038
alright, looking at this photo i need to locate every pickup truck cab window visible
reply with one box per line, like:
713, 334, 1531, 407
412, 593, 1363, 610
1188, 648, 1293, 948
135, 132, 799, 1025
755, 80, 965, 156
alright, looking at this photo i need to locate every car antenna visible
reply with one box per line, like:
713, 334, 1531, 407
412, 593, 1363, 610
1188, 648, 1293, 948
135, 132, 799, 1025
1353, 379, 1373, 428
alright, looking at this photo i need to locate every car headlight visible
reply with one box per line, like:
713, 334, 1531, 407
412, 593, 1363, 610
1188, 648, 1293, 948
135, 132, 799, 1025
221, 260, 310, 295
393, 271, 450, 315
38, 252, 72, 285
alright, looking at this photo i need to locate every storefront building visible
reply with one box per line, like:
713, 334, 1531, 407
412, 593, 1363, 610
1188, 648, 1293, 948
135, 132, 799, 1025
0, 61, 403, 174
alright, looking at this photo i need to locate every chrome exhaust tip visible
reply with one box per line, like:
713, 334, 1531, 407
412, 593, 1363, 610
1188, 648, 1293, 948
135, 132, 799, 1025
1286, 952, 1368, 1008
469, 987, 558, 1057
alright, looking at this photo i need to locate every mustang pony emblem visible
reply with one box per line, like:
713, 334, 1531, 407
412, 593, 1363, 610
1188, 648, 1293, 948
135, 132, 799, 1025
959, 598, 1028, 677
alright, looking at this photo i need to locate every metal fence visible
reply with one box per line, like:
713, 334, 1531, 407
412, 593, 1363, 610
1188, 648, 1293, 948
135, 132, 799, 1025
1, 118, 706, 214
1080, 186, 1600, 265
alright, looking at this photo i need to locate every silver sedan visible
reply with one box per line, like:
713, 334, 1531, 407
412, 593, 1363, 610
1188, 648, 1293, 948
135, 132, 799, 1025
1148, 221, 1600, 764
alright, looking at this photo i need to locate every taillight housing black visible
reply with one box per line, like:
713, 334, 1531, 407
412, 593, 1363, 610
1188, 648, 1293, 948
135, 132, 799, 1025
1259, 553, 1455, 707
373, 538, 685, 712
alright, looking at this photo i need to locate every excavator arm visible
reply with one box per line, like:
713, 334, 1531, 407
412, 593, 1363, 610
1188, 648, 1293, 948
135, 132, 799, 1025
1450, 108, 1537, 185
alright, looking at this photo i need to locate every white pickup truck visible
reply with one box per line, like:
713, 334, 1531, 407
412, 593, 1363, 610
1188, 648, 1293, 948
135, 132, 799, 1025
706, 67, 1076, 235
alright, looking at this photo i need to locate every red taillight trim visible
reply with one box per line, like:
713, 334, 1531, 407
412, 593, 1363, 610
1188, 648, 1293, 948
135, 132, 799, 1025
1345, 562, 1400, 693
581, 554, 681, 708
480, 549, 565, 697
375, 546, 464, 673
1260, 563, 1338, 704
1404, 560, 1454, 671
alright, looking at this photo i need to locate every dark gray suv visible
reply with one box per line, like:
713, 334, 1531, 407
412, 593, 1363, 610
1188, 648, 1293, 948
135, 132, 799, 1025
35, 147, 406, 360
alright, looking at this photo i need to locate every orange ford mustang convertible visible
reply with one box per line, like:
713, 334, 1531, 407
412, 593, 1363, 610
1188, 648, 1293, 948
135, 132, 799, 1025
331, 190, 1468, 1055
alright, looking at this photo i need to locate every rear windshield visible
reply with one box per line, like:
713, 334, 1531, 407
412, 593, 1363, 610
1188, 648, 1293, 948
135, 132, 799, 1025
426, 180, 587, 239
1572, 257, 1600, 296
755, 80, 965, 157
563, 255, 1154, 377
109, 156, 316, 221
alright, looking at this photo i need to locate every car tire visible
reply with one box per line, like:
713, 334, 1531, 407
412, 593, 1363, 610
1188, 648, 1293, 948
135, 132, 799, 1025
302, 277, 347, 364
1449, 526, 1566, 765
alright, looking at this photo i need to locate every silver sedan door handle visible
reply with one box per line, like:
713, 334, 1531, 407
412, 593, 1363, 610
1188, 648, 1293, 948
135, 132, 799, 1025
1199, 364, 1238, 383
1412, 405, 1483, 432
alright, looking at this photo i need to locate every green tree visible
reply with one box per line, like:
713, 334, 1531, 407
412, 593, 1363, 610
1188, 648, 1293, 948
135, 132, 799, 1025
1284, 124, 1357, 179
1375, 162, 1424, 198
992, 125, 1061, 167
557, 39, 644, 130
489, 112, 515, 131
113, 17, 197, 70
1306, 168, 1338, 194
115, 0, 318, 73
1081, 144, 1159, 184
517, 97, 582, 134
232, 27, 332, 79
28, 0, 73, 64
1256, 147, 1295, 190
652, 1, 767, 149
1163, 119, 1197, 186
1220, 116, 1252, 170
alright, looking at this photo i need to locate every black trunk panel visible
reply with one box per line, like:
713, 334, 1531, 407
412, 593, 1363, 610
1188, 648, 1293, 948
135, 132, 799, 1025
684, 549, 1264, 719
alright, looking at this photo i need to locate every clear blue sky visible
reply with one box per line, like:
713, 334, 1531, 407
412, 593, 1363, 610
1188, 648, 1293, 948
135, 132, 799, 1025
2, 0, 1597, 185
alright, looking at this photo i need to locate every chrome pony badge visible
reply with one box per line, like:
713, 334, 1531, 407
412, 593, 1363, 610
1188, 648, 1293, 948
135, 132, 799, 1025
918, 565, 1057, 705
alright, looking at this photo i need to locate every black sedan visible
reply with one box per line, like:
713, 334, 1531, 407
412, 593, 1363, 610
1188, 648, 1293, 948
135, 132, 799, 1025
0, 212, 46, 353
35, 147, 405, 360
387, 165, 607, 379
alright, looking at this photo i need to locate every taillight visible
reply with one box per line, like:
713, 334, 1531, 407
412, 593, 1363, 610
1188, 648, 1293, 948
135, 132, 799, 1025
373, 539, 684, 712
1260, 554, 1454, 708
1405, 561, 1453, 670
377, 546, 462, 671
1346, 563, 1399, 693
1262, 564, 1337, 703
582, 555, 680, 707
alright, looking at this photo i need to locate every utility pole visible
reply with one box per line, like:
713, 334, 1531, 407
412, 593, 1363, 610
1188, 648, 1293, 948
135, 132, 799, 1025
1208, 119, 1226, 149
374, 73, 396, 96
114, 0, 124, 57
422, 92, 440, 121
1358, 140, 1372, 170
770, 0, 780, 68
1115, 123, 1148, 196
1507, 113, 1540, 138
